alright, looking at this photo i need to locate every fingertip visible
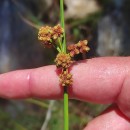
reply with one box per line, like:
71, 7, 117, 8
0, 70, 32, 99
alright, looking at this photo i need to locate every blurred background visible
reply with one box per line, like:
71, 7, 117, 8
0, 0, 130, 129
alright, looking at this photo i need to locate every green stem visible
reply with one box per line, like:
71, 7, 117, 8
58, 38, 63, 51
64, 87, 69, 130
60, 0, 69, 130
60, 0, 66, 53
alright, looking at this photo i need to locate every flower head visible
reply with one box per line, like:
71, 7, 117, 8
67, 40, 90, 56
67, 44, 79, 57
38, 24, 64, 48
59, 70, 73, 87
52, 24, 64, 40
77, 40, 90, 53
38, 26, 53, 48
55, 53, 73, 69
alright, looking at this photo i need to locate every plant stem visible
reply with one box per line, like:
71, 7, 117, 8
60, 0, 69, 130
60, 0, 66, 53
64, 86, 69, 130
25, 98, 49, 108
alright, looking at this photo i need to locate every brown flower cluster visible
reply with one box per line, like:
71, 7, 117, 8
55, 53, 73, 69
38, 25, 90, 87
55, 53, 73, 87
52, 24, 64, 40
67, 40, 90, 57
38, 24, 64, 47
59, 70, 73, 87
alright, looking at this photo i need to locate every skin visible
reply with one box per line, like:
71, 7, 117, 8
0, 57, 130, 129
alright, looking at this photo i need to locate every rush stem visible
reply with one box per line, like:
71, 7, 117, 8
64, 86, 69, 130
60, 0, 66, 53
60, 0, 69, 130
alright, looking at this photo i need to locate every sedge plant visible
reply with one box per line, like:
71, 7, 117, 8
38, 0, 90, 129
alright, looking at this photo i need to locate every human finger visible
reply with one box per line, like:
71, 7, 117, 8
0, 57, 130, 118
84, 105, 130, 130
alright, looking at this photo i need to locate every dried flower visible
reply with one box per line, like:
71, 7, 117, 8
77, 40, 90, 53
55, 53, 73, 69
52, 24, 64, 40
59, 70, 73, 87
67, 40, 90, 57
67, 44, 79, 57
38, 24, 64, 48
38, 26, 53, 47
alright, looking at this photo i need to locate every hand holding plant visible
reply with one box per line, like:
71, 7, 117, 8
38, 0, 90, 129
0, 57, 130, 130
0, 0, 130, 130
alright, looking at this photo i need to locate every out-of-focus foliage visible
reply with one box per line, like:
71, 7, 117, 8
65, 0, 100, 19
0, 99, 107, 130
